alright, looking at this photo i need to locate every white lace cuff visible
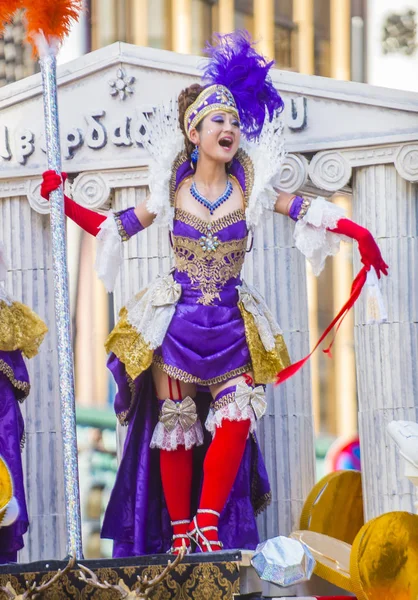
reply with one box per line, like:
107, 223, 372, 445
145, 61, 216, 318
150, 420, 204, 451
205, 382, 267, 436
95, 213, 123, 293
205, 402, 257, 437
293, 196, 347, 276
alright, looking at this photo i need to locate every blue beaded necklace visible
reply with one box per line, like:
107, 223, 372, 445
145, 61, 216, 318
190, 178, 233, 216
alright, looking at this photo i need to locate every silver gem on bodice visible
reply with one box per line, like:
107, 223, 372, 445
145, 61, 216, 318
199, 226, 220, 252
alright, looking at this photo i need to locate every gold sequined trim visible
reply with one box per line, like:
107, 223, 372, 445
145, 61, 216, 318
172, 235, 247, 305
238, 302, 291, 384
0, 359, 30, 401
116, 374, 137, 426
297, 197, 312, 220
0, 300, 48, 359
153, 355, 252, 386
174, 208, 246, 235
210, 391, 236, 412
234, 148, 254, 209
105, 305, 154, 383
113, 211, 130, 242
170, 151, 189, 207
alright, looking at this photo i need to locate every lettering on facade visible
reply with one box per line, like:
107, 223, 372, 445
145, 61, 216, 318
288, 97, 307, 132
0, 98, 308, 165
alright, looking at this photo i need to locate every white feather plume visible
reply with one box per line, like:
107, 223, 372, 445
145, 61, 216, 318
241, 112, 285, 230
136, 98, 184, 229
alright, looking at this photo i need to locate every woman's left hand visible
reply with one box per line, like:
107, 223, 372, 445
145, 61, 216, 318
330, 218, 389, 279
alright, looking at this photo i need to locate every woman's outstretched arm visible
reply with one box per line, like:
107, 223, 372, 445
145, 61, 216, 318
273, 190, 388, 278
41, 170, 155, 237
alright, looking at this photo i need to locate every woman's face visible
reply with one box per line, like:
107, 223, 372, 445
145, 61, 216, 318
190, 111, 241, 164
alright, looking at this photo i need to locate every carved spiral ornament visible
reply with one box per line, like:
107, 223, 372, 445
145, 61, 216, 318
27, 179, 51, 214
309, 151, 352, 192
72, 172, 110, 209
278, 154, 309, 193
395, 144, 418, 182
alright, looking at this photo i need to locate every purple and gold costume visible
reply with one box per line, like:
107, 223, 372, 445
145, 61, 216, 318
101, 153, 291, 555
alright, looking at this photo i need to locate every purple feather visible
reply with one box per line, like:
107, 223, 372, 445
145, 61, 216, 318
202, 30, 284, 140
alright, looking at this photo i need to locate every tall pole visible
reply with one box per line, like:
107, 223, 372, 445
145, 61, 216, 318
39, 40, 83, 559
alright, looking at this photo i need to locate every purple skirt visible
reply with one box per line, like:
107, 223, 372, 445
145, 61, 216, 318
153, 274, 251, 384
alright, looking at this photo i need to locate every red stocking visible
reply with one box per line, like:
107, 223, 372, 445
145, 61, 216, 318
160, 446, 193, 551
159, 378, 193, 552
191, 417, 251, 551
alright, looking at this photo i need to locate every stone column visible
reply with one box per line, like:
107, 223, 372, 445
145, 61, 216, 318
353, 160, 418, 520
218, 0, 234, 33
171, 0, 192, 54
0, 195, 66, 562
254, 0, 274, 59
293, 0, 314, 75
330, 0, 351, 80
243, 212, 316, 539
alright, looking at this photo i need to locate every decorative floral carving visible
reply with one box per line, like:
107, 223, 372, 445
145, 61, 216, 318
109, 68, 135, 100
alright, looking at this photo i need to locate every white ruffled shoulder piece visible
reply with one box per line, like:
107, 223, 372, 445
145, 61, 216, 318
293, 196, 347, 276
241, 111, 285, 230
135, 98, 185, 229
126, 272, 182, 349
95, 213, 123, 293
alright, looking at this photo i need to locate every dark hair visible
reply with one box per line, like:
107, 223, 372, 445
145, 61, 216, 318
178, 83, 204, 158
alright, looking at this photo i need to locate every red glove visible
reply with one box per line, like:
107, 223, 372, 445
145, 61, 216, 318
330, 218, 389, 279
41, 170, 106, 237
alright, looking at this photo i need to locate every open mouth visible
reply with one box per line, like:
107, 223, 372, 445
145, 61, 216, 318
219, 136, 233, 149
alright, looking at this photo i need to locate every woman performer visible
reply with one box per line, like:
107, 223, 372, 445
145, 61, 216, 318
0, 244, 48, 562
41, 31, 388, 556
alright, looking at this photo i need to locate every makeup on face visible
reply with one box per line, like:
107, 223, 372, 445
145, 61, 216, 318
210, 113, 241, 129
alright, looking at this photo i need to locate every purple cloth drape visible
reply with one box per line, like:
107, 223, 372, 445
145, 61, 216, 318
0, 350, 30, 563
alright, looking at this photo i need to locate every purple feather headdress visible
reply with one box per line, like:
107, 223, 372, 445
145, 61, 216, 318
202, 30, 284, 140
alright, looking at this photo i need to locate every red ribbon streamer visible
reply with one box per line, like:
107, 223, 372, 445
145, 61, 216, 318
275, 267, 368, 385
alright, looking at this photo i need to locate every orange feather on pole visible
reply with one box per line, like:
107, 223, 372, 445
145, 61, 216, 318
0, 0, 24, 28
24, 0, 82, 51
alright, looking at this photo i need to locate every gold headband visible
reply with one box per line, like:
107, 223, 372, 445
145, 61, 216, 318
184, 84, 239, 140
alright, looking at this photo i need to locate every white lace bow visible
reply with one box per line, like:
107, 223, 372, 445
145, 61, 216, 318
235, 381, 267, 421
126, 273, 182, 349
160, 397, 198, 432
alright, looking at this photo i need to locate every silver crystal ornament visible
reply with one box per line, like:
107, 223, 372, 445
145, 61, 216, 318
251, 536, 315, 586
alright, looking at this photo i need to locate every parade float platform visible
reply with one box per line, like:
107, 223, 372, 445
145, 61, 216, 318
0, 550, 354, 599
